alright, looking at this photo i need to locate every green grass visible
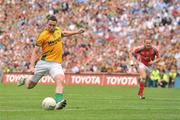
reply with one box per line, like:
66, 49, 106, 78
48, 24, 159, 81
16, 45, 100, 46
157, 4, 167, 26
0, 84, 180, 120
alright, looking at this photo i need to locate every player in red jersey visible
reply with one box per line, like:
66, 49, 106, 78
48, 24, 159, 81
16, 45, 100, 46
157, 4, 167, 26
130, 39, 160, 99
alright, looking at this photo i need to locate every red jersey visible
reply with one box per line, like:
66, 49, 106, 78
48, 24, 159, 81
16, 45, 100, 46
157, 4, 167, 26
132, 46, 159, 66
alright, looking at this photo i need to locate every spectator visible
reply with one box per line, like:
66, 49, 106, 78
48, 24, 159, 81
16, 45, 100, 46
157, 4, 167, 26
158, 70, 169, 88
149, 67, 161, 87
0, 0, 179, 84
169, 67, 177, 88
0, 66, 3, 82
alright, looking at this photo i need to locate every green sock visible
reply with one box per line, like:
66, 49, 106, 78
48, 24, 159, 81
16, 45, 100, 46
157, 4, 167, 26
55, 93, 63, 103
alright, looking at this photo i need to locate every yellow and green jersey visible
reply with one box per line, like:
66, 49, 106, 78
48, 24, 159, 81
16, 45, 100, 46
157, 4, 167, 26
36, 27, 63, 64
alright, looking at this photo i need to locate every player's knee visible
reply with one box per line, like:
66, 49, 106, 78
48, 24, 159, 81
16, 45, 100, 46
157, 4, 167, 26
54, 75, 65, 83
140, 73, 146, 79
55, 78, 64, 86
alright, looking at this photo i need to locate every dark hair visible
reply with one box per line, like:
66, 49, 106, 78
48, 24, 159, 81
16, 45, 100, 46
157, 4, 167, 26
144, 39, 152, 42
47, 15, 57, 22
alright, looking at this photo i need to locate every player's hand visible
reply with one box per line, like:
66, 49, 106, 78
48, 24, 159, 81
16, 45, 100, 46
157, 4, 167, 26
77, 28, 85, 34
149, 61, 155, 65
129, 60, 137, 67
129, 60, 134, 66
27, 65, 34, 73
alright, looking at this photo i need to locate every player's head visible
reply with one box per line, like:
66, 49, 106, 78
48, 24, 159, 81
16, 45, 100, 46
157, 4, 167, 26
46, 15, 57, 33
144, 39, 152, 48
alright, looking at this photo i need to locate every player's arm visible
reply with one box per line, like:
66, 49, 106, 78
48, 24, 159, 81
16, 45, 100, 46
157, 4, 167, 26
149, 49, 160, 65
129, 51, 136, 61
28, 32, 43, 72
62, 28, 84, 37
129, 50, 136, 66
28, 46, 40, 72
129, 48, 139, 62
149, 57, 160, 65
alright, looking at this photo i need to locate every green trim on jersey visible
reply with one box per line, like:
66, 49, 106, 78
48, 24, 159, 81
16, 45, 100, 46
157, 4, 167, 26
41, 55, 47, 61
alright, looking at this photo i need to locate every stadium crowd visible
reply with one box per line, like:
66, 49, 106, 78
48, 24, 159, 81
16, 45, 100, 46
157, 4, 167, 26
0, 0, 179, 87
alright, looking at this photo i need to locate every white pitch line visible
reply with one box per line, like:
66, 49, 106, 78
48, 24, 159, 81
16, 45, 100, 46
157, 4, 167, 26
0, 97, 180, 100
1, 107, 180, 112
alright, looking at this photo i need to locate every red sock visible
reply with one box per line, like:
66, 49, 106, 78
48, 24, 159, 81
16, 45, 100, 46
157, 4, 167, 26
138, 82, 144, 96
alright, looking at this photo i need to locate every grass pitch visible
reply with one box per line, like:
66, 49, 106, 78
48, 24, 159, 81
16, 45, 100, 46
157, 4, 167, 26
0, 84, 180, 120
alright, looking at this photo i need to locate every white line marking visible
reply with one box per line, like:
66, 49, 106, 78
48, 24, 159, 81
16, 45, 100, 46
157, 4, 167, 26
1, 107, 180, 112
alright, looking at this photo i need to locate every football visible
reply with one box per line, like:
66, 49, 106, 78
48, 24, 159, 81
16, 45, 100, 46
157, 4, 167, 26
42, 97, 56, 110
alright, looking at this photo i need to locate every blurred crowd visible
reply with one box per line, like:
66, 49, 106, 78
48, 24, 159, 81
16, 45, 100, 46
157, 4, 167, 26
0, 0, 179, 85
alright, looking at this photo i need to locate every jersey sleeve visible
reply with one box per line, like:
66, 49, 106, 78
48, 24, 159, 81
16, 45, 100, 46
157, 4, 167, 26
133, 48, 140, 54
35, 33, 44, 47
131, 47, 140, 57
131, 48, 138, 59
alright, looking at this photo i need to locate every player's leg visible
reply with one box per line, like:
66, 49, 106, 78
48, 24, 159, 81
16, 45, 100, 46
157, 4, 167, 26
17, 60, 48, 89
49, 63, 67, 110
26, 73, 44, 89
17, 73, 44, 88
138, 64, 147, 99
54, 74, 65, 102
54, 74, 67, 110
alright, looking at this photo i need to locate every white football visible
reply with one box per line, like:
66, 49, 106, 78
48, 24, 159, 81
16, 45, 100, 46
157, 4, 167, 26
42, 97, 56, 110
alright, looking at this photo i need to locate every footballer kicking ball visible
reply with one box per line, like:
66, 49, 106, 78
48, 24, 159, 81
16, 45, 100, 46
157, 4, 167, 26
42, 97, 56, 110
